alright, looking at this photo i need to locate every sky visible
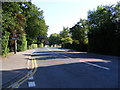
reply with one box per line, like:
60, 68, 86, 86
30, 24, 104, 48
31, 0, 119, 36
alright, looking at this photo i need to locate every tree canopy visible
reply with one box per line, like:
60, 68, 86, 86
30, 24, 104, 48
49, 33, 61, 46
88, 2, 120, 55
48, 2, 120, 56
2, 1, 48, 56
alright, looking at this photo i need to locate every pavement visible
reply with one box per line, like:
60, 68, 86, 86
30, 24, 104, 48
20, 47, 120, 88
0, 47, 120, 88
0, 48, 37, 88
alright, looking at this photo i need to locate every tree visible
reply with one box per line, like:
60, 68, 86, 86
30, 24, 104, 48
69, 19, 88, 51
2, 2, 24, 54
87, 2, 120, 56
49, 33, 61, 46
2, 1, 48, 56
59, 27, 73, 48
60, 27, 70, 38
25, 4, 48, 46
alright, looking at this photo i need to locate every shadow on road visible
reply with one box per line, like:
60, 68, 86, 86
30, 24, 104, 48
34, 62, 118, 88
1, 48, 119, 88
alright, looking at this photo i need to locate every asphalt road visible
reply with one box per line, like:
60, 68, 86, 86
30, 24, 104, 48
20, 47, 119, 88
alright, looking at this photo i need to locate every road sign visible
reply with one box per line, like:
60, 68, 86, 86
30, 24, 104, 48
12, 37, 18, 40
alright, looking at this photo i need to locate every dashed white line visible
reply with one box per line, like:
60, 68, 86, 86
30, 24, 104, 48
28, 81, 36, 87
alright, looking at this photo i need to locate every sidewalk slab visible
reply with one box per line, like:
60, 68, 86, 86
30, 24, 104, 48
0, 49, 37, 87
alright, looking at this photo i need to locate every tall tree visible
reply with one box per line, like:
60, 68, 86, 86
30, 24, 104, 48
2, 1, 48, 55
49, 33, 61, 46
60, 27, 70, 38
25, 4, 48, 46
88, 2, 120, 55
69, 19, 88, 51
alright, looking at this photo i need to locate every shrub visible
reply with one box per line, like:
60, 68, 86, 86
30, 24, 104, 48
17, 34, 27, 51
38, 43, 44, 48
28, 44, 38, 49
2, 31, 10, 56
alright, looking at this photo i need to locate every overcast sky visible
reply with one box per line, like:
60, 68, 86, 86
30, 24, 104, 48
32, 0, 119, 36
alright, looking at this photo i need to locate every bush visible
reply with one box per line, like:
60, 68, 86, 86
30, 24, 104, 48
2, 31, 10, 56
62, 40, 88, 52
28, 44, 38, 49
38, 43, 44, 48
17, 34, 27, 51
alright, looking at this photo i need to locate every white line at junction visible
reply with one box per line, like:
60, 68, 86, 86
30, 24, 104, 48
28, 76, 34, 80
28, 81, 36, 87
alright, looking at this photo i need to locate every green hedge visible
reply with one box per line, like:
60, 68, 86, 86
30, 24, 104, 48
2, 31, 10, 56
17, 34, 27, 51
38, 43, 44, 48
28, 44, 38, 49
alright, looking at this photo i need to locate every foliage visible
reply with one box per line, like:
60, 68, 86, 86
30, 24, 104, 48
70, 19, 88, 45
25, 4, 48, 46
59, 27, 72, 48
88, 2, 120, 56
61, 37, 73, 44
49, 33, 61, 46
61, 37, 73, 48
2, 2, 48, 56
2, 1, 120, 56
28, 44, 38, 49
38, 43, 44, 48
69, 19, 88, 51
2, 31, 10, 56
17, 34, 27, 51
60, 27, 70, 38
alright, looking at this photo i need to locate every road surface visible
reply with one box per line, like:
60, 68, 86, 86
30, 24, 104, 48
20, 47, 119, 88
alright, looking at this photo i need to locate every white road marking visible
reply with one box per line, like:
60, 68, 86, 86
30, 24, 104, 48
62, 55, 110, 70
15, 86, 19, 88
27, 60, 30, 69
83, 61, 110, 70
47, 48, 51, 51
62, 55, 72, 59
29, 56, 31, 59
28, 81, 36, 87
28, 76, 34, 80
28, 71, 32, 75
47, 48, 110, 70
